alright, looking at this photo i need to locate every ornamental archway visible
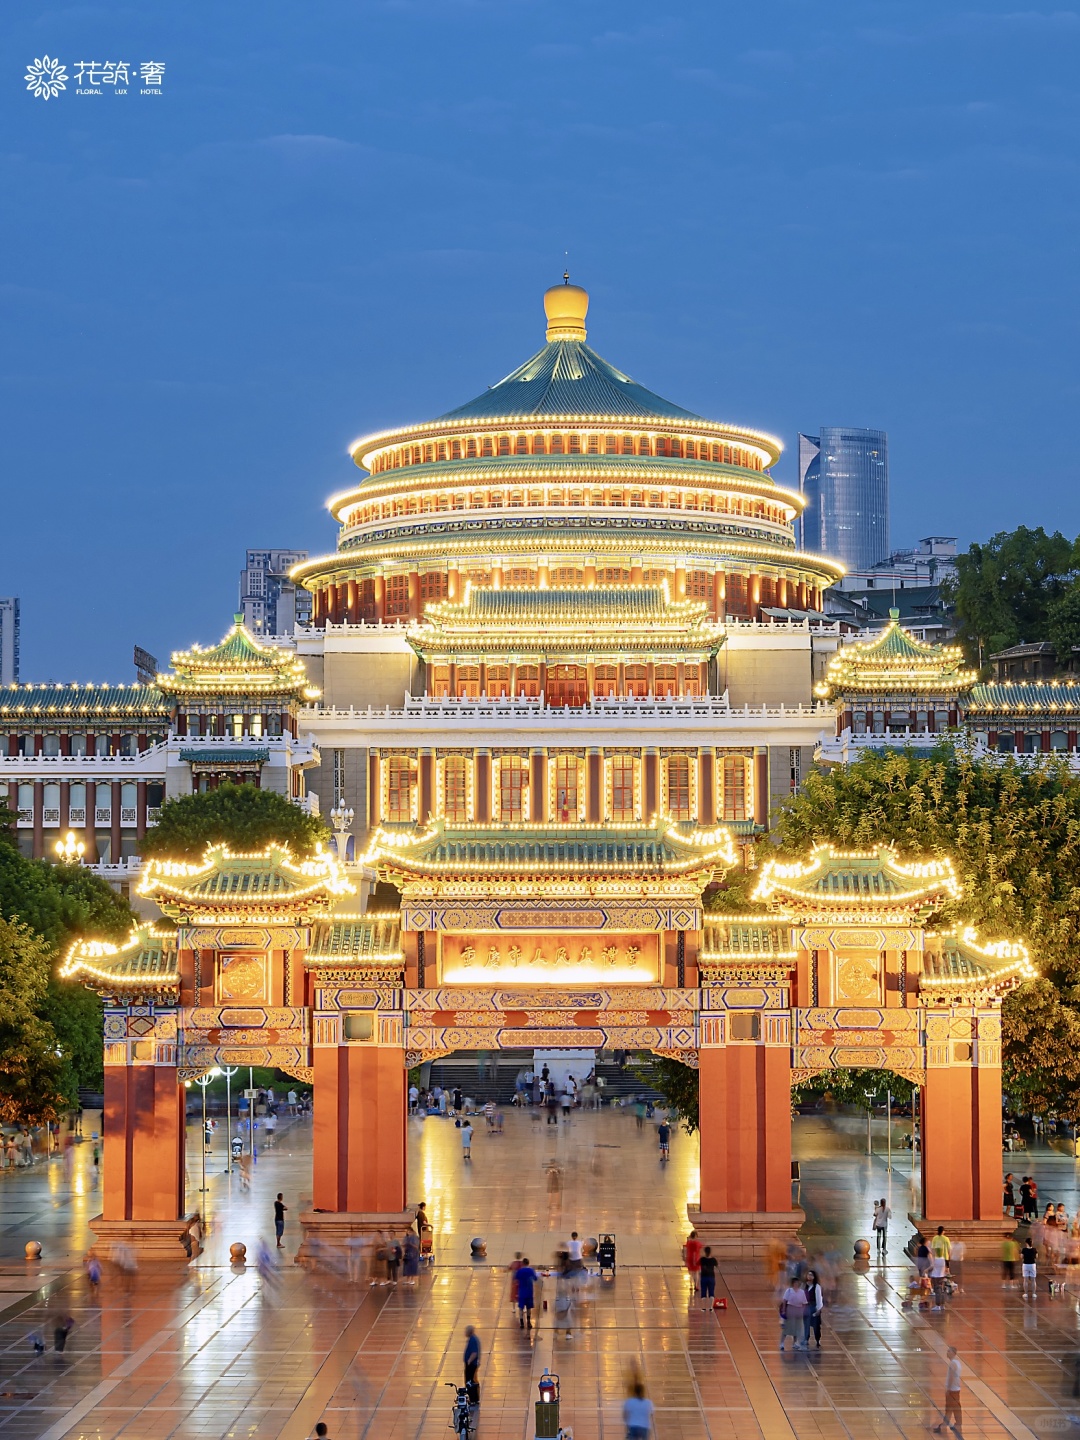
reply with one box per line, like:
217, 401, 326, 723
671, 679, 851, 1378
63, 834, 1035, 1259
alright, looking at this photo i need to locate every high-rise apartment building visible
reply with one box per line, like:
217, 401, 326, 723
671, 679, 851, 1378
797, 427, 889, 572
0, 598, 19, 684
239, 550, 311, 635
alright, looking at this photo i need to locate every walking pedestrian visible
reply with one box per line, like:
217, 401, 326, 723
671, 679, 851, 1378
560, 1088, 572, 1122
461, 1120, 473, 1160
803, 1269, 824, 1349
930, 1250, 949, 1310
950, 1238, 966, 1292
1021, 1236, 1038, 1298
554, 1269, 574, 1340
930, 1225, 951, 1264
386, 1235, 401, 1285
932, 1346, 964, 1437
402, 1230, 420, 1284
52, 1313, 74, 1353
699, 1246, 718, 1309
415, 1201, 428, 1237
463, 1325, 481, 1401
872, 1198, 890, 1254
515, 1258, 539, 1328
684, 1229, 702, 1293
314, 1424, 330, 1439
634, 1099, 646, 1131
622, 1381, 654, 1440
1021, 1175, 1037, 1220
274, 1193, 287, 1248
657, 1120, 671, 1160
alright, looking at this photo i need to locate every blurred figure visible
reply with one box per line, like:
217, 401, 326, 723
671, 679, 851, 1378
623, 1380, 654, 1440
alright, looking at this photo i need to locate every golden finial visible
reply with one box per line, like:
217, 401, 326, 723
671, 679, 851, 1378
544, 276, 588, 341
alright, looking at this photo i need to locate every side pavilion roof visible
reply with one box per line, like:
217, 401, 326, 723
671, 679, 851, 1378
753, 844, 961, 918
137, 843, 354, 922
816, 611, 976, 700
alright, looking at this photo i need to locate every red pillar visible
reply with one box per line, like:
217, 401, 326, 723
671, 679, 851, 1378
312, 1046, 406, 1214
698, 1043, 793, 1215
101, 1063, 186, 1222
921, 1045, 1002, 1221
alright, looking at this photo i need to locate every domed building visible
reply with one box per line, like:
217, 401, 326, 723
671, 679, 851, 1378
294, 280, 841, 641
284, 283, 848, 855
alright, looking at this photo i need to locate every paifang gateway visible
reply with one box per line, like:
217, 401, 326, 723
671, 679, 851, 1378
11, 280, 1073, 1259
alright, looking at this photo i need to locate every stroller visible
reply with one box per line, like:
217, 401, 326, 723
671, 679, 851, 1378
598, 1234, 616, 1277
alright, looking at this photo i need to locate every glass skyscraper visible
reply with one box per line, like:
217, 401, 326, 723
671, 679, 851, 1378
797, 427, 889, 572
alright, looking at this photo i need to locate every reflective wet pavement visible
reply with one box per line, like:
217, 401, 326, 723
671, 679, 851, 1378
2, 1105, 1080, 1440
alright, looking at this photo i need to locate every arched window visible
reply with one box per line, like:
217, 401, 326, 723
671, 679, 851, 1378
531, 434, 545, 454
638, 437, 652, 456
621, 435, 634, 454
567, 433, 581, 454
666, 755, 692, 820
386, 757, 416, 821
554, 755, 580, 820
497, 435, 510, 455
550, 434, 564, 454
499, 756, 527, 820
610, 756, 637, 820
720, 755, 748, 822
514, 435, 528, 455
481, 437, 494, 456
443, 755, 468, 822
466, 438, 477, 458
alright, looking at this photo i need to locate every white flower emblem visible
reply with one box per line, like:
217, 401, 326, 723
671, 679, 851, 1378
25, 56, 68, 100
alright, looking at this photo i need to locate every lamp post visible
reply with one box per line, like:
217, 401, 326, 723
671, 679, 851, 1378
195, 1069, 221, 1202
54, 832, 85, 864
221, 1066, 239, 1173
886, 1090, 892, 1174
864, 1089, 875, 1157
329, 804, 354, 862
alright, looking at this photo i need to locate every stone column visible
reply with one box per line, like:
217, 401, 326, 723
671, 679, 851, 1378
914, 1007, 1008, 1251
84, 779, 97, 861
90, 1007, 194, 1258
373, 574, 386, 624
418, 749, 434, 822
60, 780, 70, 832
302, 1010, 411, 1251
32, 781, 43, 859
368, 752, 381, 830
531, 749, 546, 823
475, 751, 491, 823
753, 747, 769, 827
698, 747, 716, 825
690, 1008, 802, 1257
111, 780, 122, 863
587, 749, 602, 821
644, 749, 658, 818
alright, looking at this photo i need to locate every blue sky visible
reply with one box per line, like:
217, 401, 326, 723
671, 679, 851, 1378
4, 1, 1080, 677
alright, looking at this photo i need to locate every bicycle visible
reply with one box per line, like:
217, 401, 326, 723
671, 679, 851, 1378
446, 1383, 473, 1440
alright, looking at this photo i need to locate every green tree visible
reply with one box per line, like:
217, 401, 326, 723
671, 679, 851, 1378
632, 1055, 700, 1131
774, 746, 1080, 1116
947, 526, 1077, 668
140, 781, 329, 862
1047, 581, 1080, 666
0, 917, 68, 1123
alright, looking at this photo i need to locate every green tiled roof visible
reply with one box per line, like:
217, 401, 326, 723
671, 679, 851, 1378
922, 929, 1036, 987
371, 819, 734, 876
0, 684, 169, 718
141, 845, 353, 914
755, 846, 961, 908
425, 586, 710, 626
61, 926, 179, 991
178, 747, 270, 765
969, 683, 1080, 712
702, 918, 791, 958
308, 915, 402, 962
439, 340, 702, 422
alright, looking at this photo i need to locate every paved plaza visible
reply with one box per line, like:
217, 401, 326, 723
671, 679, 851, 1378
1, 1106, 1080, 1440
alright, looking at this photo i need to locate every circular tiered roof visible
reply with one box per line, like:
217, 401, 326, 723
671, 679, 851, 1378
293, 283, 843, 621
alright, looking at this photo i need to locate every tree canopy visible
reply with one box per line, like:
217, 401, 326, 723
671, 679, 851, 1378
140, 782, 329, 862
774, 746, 1080, 1117
947, 526, 1078, 667
0, 804, 135, 1112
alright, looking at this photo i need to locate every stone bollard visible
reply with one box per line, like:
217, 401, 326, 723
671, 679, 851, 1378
853, 1238, 871, 1260
470, 1236, 487, 1258
24, 1241, 42, 1260
230, 1242, 247, 1264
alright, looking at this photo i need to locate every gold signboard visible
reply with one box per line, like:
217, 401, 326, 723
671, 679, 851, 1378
439, 933, 660, 985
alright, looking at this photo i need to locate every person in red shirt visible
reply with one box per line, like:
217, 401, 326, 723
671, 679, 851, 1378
684, 1230, 702, 1294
